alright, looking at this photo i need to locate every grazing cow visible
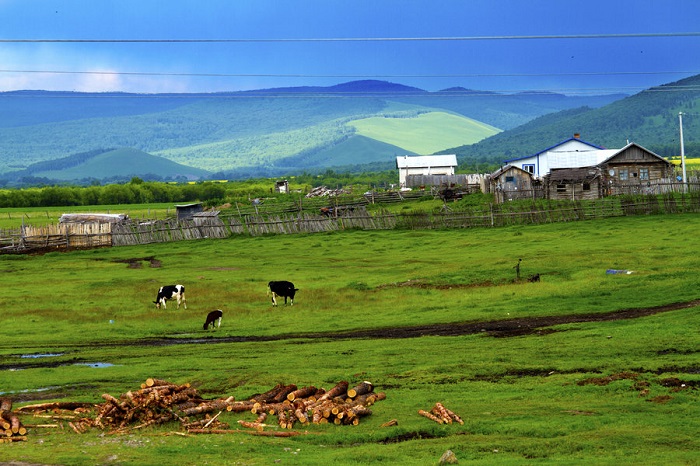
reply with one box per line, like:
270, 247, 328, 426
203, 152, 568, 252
267, 281, 299, 306
203, 309, 223, 330
154, 284, 187, 309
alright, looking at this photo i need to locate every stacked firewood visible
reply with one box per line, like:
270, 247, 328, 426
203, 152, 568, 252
11, 378, 385, 435
232, 380, 385, 431
67, 378, 237, 434
0, 397, 27, 442
418, 402, 464, 425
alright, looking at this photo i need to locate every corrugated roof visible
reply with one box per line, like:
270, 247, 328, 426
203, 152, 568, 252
504, 137, 606, 164
396, 154, 458, 169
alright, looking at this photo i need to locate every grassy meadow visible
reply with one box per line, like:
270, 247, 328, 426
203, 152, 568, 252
1, 214, 699, 465
348, 111, 500, 154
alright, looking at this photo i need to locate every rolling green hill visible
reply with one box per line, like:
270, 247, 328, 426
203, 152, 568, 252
449, 74, 700, 163
0, 80, 624, 182
29, 148, 210, 182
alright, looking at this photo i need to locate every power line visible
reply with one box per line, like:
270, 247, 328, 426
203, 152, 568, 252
1, 32, 699, 43
0, 69, 698, 79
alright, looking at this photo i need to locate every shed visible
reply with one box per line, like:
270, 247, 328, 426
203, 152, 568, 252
489, 165, 537, 203
176, 203, 204, 221
396, 154, 458, 188
545, 167, 603, 200
275, 180, 289, 194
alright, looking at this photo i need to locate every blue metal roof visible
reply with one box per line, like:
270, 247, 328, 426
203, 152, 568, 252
504, 137, 606, 164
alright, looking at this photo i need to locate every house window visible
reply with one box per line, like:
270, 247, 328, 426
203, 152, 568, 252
583, 182, 591, 191
505, 176, 514, 182
619, 169, 629, 181
639, 168, 649, 180
556, 184, 566, 193
522, 164, 535, 174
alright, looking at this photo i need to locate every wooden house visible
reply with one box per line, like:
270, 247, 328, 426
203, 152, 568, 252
599, 142, 674, 188
489, 165, 538, 202
503, 134, 609, 178
545, 167, 604, 200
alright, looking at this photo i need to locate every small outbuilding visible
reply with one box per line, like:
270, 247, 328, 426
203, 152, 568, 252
275, 180, 289, 194
176, 203, 204, 221
396, 154, 458, 188
489, 165, 538, 202
545, 167, 604, 200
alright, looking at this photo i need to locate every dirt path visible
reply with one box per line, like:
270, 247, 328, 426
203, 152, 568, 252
142, 297, 700, 345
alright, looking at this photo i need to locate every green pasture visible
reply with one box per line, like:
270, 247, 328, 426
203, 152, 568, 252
348, 111, 500, 154
1, 215, 699, 465
0, 203, 177, 229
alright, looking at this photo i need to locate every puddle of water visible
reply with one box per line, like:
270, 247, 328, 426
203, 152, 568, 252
74, 362, 115, 368
20, 353, 64, 358
0, 386, 59, 396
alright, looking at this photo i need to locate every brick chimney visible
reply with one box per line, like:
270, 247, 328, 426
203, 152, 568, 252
573, 133, 581, 139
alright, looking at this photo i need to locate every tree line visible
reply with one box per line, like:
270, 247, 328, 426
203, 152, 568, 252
0, 170, 401, 209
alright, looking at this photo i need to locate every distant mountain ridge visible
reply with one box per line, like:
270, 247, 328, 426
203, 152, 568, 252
447, 74, 700, 162
0, 80, 628, 183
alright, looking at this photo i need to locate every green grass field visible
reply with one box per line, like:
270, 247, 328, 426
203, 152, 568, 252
1, 214, 699, 464
348, 111, 500, 154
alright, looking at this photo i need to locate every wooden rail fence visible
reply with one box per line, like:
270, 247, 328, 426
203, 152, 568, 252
3, 192, 700, 253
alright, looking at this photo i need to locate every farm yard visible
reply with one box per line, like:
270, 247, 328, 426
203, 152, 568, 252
0, 213, 699, 464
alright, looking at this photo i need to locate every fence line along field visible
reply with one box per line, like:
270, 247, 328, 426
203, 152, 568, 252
4, 192, 700, 252
0, 209, 699, 464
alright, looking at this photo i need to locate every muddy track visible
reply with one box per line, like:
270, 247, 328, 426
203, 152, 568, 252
136, 298, 700, 346
4, 299, 698, 375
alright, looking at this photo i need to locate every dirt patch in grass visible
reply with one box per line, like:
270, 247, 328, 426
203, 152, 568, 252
111, 256, 161, 268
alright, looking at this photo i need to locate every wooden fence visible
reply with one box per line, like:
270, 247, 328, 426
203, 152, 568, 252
3, 192, 700, 253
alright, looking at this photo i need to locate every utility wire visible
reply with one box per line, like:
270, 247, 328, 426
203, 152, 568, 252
1, 32, 699, 43
1, 69, 698, 79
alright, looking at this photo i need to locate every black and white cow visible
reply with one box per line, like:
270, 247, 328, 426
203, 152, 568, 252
267, 281, 299, 306
153, 284, 187, 309
203, 309, 223, 330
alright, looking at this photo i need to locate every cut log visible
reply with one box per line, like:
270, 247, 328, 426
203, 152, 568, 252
432, 403, 452, 424
418, 409, 444, 424
442, 406, 465, 425
16, 401, 94, 412
286, 386, 317, 401
145, 378, 174, 388
248, 383, 286, 404
0, 398, 11, 411
347, 381, 373, 399
0, 436, 27, 443
271, 384, 298, 403
315, 381, 349, 402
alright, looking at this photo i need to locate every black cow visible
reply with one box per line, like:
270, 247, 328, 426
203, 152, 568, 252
203, 309, 223, 330
154, 284, 186, 309
268, 281, 299, 306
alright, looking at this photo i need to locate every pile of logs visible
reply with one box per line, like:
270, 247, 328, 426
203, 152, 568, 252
305, 186, 350, 198
232, 380, 384, 431
0, 398, 27, 442
418, 402, 464, 425
11, 378, 385, 436
78, 378, 236, 434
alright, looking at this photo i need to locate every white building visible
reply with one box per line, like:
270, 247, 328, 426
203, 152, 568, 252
504, 135, 616, 179
396, 154, 458, 187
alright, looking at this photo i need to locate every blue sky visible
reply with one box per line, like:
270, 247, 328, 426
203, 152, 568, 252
1, 0, 699, 94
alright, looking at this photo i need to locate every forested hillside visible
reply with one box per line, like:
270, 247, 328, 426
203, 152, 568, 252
0, 80, 624, 183
450, 74, 700, 163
